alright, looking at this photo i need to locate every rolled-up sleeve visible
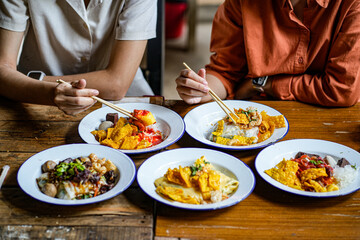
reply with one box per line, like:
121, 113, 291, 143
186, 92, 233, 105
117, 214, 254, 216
0, 0, 28, 32
205, 1, 248, 99
116, 0, 157, 40
273, 1, 360, 107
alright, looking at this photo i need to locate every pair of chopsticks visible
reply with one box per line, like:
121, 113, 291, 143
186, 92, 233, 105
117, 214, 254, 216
56, 79, 137, 120
182, 62, 239, 124
0, 165, 10, 190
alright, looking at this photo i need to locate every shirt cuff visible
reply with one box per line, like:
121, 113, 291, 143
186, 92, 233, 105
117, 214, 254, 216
272, 74, 295, 101
115, 29, 156, 40
0, 18, 27, 32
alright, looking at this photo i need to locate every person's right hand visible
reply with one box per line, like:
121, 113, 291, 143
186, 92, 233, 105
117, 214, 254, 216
54, 79, 99, 115
175, 68, 209, 104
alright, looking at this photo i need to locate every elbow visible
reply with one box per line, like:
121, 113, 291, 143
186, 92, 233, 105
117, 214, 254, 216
323, 91, 359, 107
105, 89, 126, 101
332, 98, 358, 107
101, 80, 127, 101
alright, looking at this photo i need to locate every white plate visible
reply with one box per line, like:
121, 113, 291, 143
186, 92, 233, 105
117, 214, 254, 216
255, 139, 360, 197
78, 103, 185, 154
137, 148, 255, 210
17, 144, 136, 205
184, 100, 289, 150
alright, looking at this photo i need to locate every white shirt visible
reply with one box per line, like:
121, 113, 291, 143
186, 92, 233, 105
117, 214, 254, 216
0, 0, 157, 96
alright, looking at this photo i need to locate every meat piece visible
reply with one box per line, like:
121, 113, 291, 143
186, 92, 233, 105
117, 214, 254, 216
337, 158, 350, 167
41, 183, 57, 197
295, 152, 320, 159
106, 113, 118, 125
41, 160, 57, 173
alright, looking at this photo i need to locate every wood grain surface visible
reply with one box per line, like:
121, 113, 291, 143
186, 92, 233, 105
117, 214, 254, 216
156, 100, 360, 239
0, 96, 359, 239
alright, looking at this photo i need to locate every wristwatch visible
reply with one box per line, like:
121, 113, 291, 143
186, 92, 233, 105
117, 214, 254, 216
27, 71, 46, 81
252, 76, 268, 92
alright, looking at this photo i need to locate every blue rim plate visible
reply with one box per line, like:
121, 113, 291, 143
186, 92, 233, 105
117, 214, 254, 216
184, 100, 289, 150
17, 143, 136, 205
78, 103, 185, 154
137, 148, 255, 210
255, 139, 360, 197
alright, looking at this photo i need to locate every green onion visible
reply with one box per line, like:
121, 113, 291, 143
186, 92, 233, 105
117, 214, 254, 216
309, 160, 324, 165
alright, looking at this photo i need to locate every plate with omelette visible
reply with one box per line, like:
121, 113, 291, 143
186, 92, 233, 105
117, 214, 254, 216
255, 139, 360, 197
137, 148, 255, 210
184, 100, 289, 150
78, 103, 185, 154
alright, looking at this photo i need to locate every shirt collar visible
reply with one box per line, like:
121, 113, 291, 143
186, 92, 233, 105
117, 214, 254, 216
282, 0, 330, 8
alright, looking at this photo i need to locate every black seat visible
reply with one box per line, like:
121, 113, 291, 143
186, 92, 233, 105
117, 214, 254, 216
142, 0, 165, 96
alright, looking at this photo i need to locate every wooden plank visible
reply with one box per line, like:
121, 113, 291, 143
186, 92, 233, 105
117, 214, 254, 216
0, 97, 89, 122
0, 188, 153, 227
0, 225, 153, 240
156, 189, 360, 239
0, 121, 84, 152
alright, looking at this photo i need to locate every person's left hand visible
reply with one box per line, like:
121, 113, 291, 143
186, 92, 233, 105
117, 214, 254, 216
235, 77, 274, 99
234, 79, 258, 99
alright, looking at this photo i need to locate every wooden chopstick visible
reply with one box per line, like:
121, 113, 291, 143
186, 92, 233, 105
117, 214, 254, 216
0, 165, 10, 190
182, 62, 239, 124
56, 79, 137, 120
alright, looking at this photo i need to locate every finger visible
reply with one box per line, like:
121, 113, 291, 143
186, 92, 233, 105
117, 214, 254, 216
180, 69, 208, 85
176, 76, 209, 93
56, 98, 96, 115
58, 95, 97, 107
176, 85, 208, 98
58, 85, 99, 98
60, 103, 95, 116
178, 92, 202, 105
71, 79, 87, 89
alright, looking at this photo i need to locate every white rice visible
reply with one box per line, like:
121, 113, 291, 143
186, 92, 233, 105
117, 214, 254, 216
333, 165, 358, 189
325, 155, 358, 189
210, 122, 259, 142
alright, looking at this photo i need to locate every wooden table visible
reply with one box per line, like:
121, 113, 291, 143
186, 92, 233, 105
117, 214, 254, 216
0, 97, 359, 239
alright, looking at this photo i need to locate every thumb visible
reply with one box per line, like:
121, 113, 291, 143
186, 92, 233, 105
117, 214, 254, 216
71, 79, 87, 89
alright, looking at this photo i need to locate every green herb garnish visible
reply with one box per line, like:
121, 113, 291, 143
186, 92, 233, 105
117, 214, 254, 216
54, 159, 85, 178
190, 161, 210, 176
309, 160, 324, 165
190, 164, 202, 176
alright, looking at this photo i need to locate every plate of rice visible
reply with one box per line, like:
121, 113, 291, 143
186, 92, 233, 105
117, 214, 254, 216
255, 139, 360, 197
184, 100, 289, 151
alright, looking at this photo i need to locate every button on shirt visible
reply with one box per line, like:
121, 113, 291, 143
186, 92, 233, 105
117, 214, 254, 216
0, 0, 157, 96
206, 0, 360, 106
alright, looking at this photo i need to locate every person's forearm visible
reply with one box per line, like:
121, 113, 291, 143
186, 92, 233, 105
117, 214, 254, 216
272, 72, 359, 107
0, 65, 56, 105
199, 73, 227, 103
43, 69, 130, 101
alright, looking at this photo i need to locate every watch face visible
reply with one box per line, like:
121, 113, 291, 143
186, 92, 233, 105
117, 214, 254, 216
252, 76, 267, 86
29, 72, 43, 79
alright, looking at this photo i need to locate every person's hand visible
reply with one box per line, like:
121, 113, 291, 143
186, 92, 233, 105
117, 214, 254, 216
175, 68, 209, 104
234, 78, 258, 99
54, 79, 99, 115
235, 77, 274, 99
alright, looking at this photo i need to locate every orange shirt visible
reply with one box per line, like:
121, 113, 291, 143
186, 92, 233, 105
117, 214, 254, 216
206, 0, 360, 106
